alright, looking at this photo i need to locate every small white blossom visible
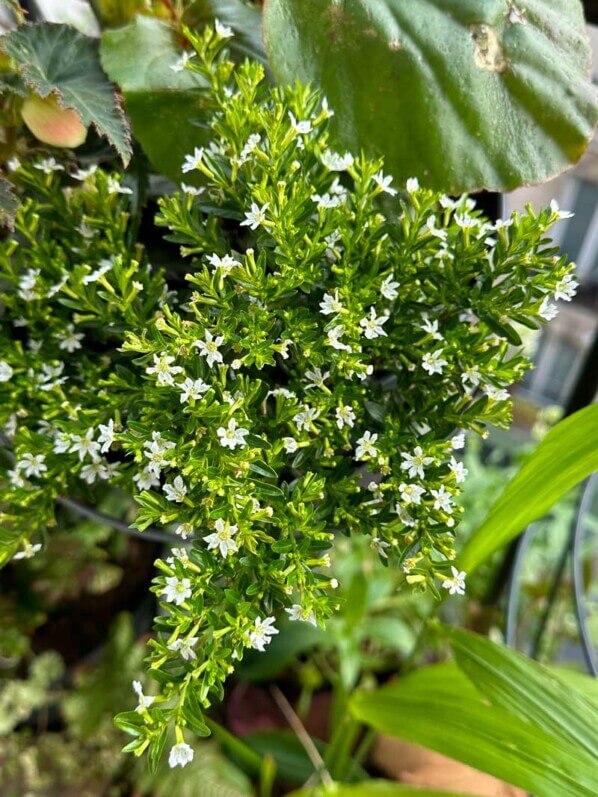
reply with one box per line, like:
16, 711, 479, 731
449, 456, 468, 483
288, 111, 312, 134
486, 384, 510, 402
204, 518, 238, 558
175, 522, 194, 540
97, 419, 115, 453
0, 361, 13, 382
163, 475, 188, 503
171, 51, 195, 72
305, 367, 329, 388
311, 192, 343, 210
193, 330, 224, 367
34, 157, 64, 174
70, 429, 101, 462
320, 290, 343, 315
207, 253, 240, 274
132, 680, 154, 711
549, 199, 574, 220
80, 461, 112, 484
169, 743, 194, 769
442, 566, 467, 596
326, 324, 351, 351
381, 274, 400, 300
168, 636, 199, 661
248, 616, 279, 652
431, 485, 453, 513
106, 176, 133, 195
13, 542, 43, 560
420, 317, 443, 341
294, 406, 320, 431
370, 536, 390, 558
355, 431, 378, 460
181, 183, 204, 196
336, 405, 356, 429
285, 604, 317, 626
217, 418, 249, 449
182, 147, 205, 173
240, 201, 269, 230
72, 164, 98, 181
401, 446, 434, 479
399, 482, 425, 505
134, 468, 160, 491
283, 437, 298, 454
360, 307, 388, 339
373, 170, 397, 196
539, 296, 558, 321
406, 177, 419, 192
215, 18, 234, 37
461, 365, 481, 387
422, 350, 448, 375
554, 274, 578, 302
451, 432, 466, 450
178, 377, 209, 403
161, 576, 192, 605
82, 258, 113, 285
57, 324, 84, 353
321, 150, 354, 171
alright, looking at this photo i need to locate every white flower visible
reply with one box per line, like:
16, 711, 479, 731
442, 566, 466, 596
370, 536, 390, 558
98, 419, 115, 453
486, 384, 509, 402
449, 456, 468, 483
57, 324, 84, 353
241, 201, 269, 230
360, 307, 388, 339
7, 156, 20, 172
106, 176, 133, 195
381, 274, 399, 300
179, 377, 209, 403
293, 407, 320, 431
82, 258, 113, 285
549, 199, 574, 220
420, 317, 443, 341
161, 576, 192, 605
422, 350, 448, 375
237, 133, 261, 164
320, 290, 343, 315
554, 274, 578, 302
283, 437, 298, 454
399, 482, 425, 505
13, 542, 42, 560
182, 147, 205, 173
217, 418, 249, 449
207, 253, 240, 274
163, 476, 188, 503
134, 468, 160, 491
461, 365, 481, 387
80, 461, 112, 484
336, 405, 356, 429
168, 636, 199, 661
355, 431, 378, 460
430, 485, 453, 513
406, 177, 419, 192
311, 192, 343, 210
321, 97, 334, 117
171, 50, 195, 72
53, 432, 72, 454
401, 446, 434, 479
215, 18, 234, 37
321, 150, 354, 171
285, 604, 317, 626
72, 164, 98, 181
204, 518, 238, 558
451, 432, 465, 450
248, 616, 279, 652
146, 353, 183, 386
539, 296, 558, 321
34, 157, 64, 174
326, 324, 351, 351
175, 522, 194, 540
70, 429, 101, 462
193, 330, 224, 367
288, 111, 312, 134
454, 213, 477, 229
0, 361, 13, 382
132, 680, 154, 711
373, 170, 397, 196
305, 367, 329, 388
169, 742, 194, 769
181, 183, 204, 196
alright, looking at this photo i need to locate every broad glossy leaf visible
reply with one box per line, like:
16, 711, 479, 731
264, 0, 598, 193
292, 784, 482, 797
446, 628, 598, 759
350, 662, 598, 797
100, 16, 208, 182
2, 23, 131, 164
460, 404, 598, 571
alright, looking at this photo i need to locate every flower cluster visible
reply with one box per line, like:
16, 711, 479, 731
0, 25, 575, 768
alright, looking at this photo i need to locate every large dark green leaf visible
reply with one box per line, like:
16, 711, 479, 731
100, 16, 209, 182
263, 0, 598, 193
2, 23, 131, 164
350, 661, 598, 797
460, 404, 598, 572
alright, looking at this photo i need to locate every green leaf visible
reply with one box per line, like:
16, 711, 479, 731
446, 627, 598, 760
263, 0, 598, 193
182, 0, 266, 64
2, 23, 131, 164
100, 16, 208, 182
0, 175, 18, 228
460, 404, 598, 571
291, 784, 484, 797
350, 662, 598, 797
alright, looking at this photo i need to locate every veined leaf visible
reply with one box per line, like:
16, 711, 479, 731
460, 404, 598, 571
350, 661, 598, 797
2, 23, 131, 164
264, 0, 598, 193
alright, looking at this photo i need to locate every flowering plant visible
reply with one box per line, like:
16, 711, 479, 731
0, 26, 576, 770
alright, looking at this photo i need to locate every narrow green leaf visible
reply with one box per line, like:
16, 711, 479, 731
2, 23, 131, 164
264, 0, 598, 193
446, 627, 598, 760
460, 404, 598, 571
292, 784, 484, 797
